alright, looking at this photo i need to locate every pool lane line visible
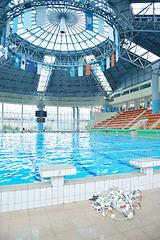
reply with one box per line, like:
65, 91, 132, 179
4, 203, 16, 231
95, 138, 152, 159
110, 145, 150, 158
50, 143, 97, 177
28, 152, 41, 182
70, 155, 97, 177
104, 139, 157, 158
90, 149, 133, 168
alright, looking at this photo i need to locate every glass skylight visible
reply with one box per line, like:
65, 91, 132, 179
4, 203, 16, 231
123, 39, 159, 63
85, 55, 111, 93
10, 6, 110, 52
37, 55, 55, 92
0, 45, 4, 57
131, 3, 160, 15
37, 66, 52, 92
8, 0, 24, 7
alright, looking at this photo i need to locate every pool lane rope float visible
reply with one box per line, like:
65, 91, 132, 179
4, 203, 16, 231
89, 188, 142, 220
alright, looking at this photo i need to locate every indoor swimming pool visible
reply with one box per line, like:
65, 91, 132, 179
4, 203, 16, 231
0, 132, 160, 185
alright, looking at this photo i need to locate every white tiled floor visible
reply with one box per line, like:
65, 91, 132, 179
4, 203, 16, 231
0, 188, 160, 240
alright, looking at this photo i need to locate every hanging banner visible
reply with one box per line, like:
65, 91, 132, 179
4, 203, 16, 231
36, 6, 47, 27
85, 11, 93, 31
24, 10, 32, 29
115, 28, 119, 62
70, 66, 75, 77
15, 54, 19, 68
118, 39, 121, 57
29, 60, 34, 72
116, 47, 119, 62
98, 18, 104, 35
37, 63, 42, 75
100, 60, 105, 71
109, 25, 114, 41
115, 28, 118, 47
106, 56, 110, 69
86, 64, 90, 75
93, 63, 98, 74
111, 52, 115, 67
6, 20, 10, 37
1, 25, 6, 47
21, 56, 26, 70
4, 46, 8, 60
78, 66, 83, 77
12, 16, 18, 34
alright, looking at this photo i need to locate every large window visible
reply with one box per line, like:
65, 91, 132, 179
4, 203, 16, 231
131, 3, 160, 15
45, 106, 57, 131
0, 103, 93, 131
122, 90, 129, 96
3, 103, 21, 131
140, 82, 151, 90
123, 39, 159, 62
59, 107, 73, 130
23, 105, 37, 131
130, 87, 139, 93
0, 103, 2, 129
79, 107, 91, 130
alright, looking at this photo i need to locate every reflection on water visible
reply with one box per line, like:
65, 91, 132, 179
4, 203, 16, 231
0, 132, 160, 185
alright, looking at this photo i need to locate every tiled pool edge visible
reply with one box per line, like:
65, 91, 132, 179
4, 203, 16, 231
1, 170, 160, 213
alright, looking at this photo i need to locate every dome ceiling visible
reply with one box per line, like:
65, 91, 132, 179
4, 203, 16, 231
0, 0, 159, 101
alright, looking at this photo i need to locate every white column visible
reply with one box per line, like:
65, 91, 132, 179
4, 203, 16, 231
73, 106, 76, 131
152, 74, 160, 114
77, 107, 79, 131
134, 99, 137, 109
126, 102, 128, 111
1, 102, 4, 131
145, 97, 148, 108
37, 99, 45, 132
21, 104, 23, 131
57, 100, 59, 132
90, 106, 93, 125
60, 17, 65, 34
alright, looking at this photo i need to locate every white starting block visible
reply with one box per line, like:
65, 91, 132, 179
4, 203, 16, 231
130, 158, 160, 175
39, 164, 77, 186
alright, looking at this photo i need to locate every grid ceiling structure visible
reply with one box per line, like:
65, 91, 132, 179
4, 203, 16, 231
16, 8, 109, 52
0, 0, 160, 103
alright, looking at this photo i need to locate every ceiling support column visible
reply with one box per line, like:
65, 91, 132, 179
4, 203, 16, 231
21, 104, 23, 131
1, 102, 4, 131
126, 102, 128, 111
57, 100, 59, 132
152, 74, 160, 114
37, 99, 45, 132
134, 99, 137, 110
73, 106, 76, 131
145, 97, 148, 108
77, 107, 79, 131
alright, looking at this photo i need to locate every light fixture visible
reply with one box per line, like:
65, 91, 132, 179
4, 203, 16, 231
60, 17, 65, 34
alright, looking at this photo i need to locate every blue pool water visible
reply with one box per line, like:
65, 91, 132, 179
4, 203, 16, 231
0, 132, 160, 185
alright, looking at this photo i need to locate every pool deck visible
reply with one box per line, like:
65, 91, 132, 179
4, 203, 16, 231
0, 187, 160, 240
1, 168, 160, 213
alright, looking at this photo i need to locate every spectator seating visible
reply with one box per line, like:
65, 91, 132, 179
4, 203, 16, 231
126, 109, 152, 129
92, 108, 160, 130
104, 108, 146, 129
92, 115, 118, 129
